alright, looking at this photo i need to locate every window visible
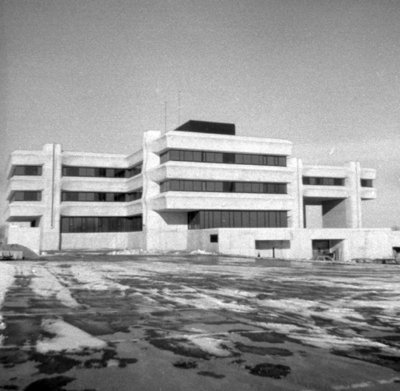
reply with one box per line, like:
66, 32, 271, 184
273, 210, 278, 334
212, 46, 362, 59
361, 179, 373, 188
61, 215, 142, 233
12, 165, 42, 176
62, 164, 142, 178
210, 234, 218, 243
188, 210, 288, 229
11, 191, 41, 202
159, 149, 287, 167
160, 180, 287, 194
303, 176, 345, 186
61, 190, 142, 202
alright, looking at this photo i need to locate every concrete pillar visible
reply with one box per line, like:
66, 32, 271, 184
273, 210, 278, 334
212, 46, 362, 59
142, 131, 189, 252
287, 158, 304, 229
345, 162, 362, 228
40, 143, 62, 251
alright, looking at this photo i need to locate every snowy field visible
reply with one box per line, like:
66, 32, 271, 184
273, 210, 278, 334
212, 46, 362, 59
0, 255, 399, 391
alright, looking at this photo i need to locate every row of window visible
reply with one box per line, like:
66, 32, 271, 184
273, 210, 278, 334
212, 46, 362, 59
188, 210, 288, 229
160, 180, 287, 194
61, 215, 142, 233
303, 177, 345, 186
11, 165, 42, 177
62, 164, 142, 178
160, 149, 287, 167
10, 191, 42, 202
61, 190, 142, 202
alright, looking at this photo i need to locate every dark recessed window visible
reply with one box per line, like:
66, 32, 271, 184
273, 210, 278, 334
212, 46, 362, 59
61, 190, 142, 202
62, 163, 142, 178
303, 176, 345, 186
160, 180, 286, 194
361, 179, 373, 188
210, 234, 218, 243
12, 165, 42, 176
61, 215, 142, 233
188, 210, 288, 229
11, 191, 41, 202
159, 149, 286, 167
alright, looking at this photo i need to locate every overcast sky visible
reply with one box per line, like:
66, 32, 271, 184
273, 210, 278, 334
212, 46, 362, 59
1, 0, 399, 227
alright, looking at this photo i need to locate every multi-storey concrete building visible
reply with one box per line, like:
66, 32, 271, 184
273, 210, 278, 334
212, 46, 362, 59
4, 120, 400, 259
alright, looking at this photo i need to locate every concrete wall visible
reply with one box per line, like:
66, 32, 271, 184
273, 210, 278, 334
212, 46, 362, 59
7, 225, 40, 254
186, 227, 394, 260
322, 199, 347, 228
61, 232, 144, 250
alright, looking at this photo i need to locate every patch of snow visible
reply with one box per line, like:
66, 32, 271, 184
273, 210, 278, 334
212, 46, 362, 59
190, 249, 216, 255
161, 288, 252, 312
30, 266, 79, 307
68, 265, 130, 291
36, 318, 107, 353
186, 335, 231, 357
108, 249, 145, 255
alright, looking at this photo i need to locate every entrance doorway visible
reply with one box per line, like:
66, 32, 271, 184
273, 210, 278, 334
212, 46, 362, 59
312, 239, 344, 260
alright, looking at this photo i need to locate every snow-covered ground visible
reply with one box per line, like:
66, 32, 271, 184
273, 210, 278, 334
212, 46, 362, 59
0, 256, 399, 391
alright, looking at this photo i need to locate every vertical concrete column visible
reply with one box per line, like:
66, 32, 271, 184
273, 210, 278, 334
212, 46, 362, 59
40, 143, 62, 251
345, 162, 362, 228
141, 131, 162, 251
287, 158, 303, 229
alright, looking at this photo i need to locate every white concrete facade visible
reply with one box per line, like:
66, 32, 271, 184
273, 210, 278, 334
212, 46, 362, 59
4, 125, 400, 259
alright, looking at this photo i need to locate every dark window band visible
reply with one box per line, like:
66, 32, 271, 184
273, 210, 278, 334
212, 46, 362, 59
62, 163, 142, 178
188, 210, 288, 229
361, 179, 373, 188
160, 180, 287, 194
303, 177, 345, 186
160, 149, 286, 167
61, 190, 142, 202
61, 215, 142, 233
12, 165, 42, 176
10, 191, 42, 202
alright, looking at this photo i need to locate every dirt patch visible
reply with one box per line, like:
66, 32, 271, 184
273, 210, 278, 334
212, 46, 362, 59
0, 349, 30, 368
23, 376, 75, 391
197, 371, 225, 379
332, 348, 400, 372
245, 363, 291, 378
31, 353, 80, 374
240, 331, 286, 344
173, 360, 198, 369
235, 343, 293, 356
147, 337, 210, 359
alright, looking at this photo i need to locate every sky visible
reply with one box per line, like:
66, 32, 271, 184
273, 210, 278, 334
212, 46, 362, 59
1, 0, 399, 227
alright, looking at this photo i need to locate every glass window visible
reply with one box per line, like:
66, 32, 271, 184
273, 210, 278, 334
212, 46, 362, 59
243, 154, 251, 165
184, 151, 193, 161
214, 153, 223, 163
210, 234, 218, 243
205, 181, 214, 192
193, 181, 202, 191
361, 179, 372, 187
223, 153, 235, 164
221, 211, 230, 227
184, 181, 193, 191
243, 182, 252, 193
214, 181, 223, 192
249, 211, 258, 227
169, 150, 180, 161
193, 151, 202, 162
